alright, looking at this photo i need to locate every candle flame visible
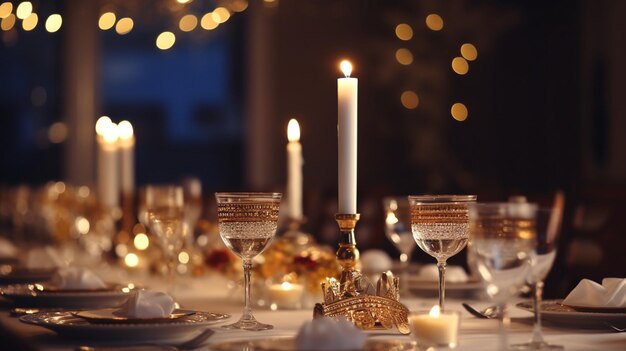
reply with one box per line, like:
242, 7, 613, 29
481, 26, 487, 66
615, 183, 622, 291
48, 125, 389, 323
281, 281, 293, 290
103, 123, 119, 144
287, 118, 300, 142
429, 305, 441, 318
95, 116, 112, 136
340, 60, 352, 77
118, 120, 134, 140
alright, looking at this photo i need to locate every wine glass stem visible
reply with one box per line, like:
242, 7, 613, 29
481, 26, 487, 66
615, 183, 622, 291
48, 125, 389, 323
242, 259, 253, 319
498, 303, 509, 350
437, 260, 447, 312
531, 280, 546, 344
400, 251, 412, 296
166, 253, 177, 298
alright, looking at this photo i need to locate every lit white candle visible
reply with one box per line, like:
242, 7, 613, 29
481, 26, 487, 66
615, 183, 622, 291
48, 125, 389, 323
96, 117, 120, 209
287, 119, 303, 219
409, 305, 460, 348
117, 120, 135, 195
337, 60, 358, 214
269, 281, 304, 309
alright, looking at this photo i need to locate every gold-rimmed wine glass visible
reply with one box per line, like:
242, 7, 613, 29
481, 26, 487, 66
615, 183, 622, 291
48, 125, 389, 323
215, 192, 281, 331
408, 195, 476, 311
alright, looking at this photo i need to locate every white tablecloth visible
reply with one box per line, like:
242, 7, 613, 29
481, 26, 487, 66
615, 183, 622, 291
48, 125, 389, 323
1, 273, 625, 350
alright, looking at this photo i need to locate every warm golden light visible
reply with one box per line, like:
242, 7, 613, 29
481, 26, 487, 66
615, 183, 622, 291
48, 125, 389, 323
98, 12, 116, 30
177, 0, 191, 3
179, 14, 197, 32
124, 253, 139, 267
16, 1, 32, 20
115, 17, 133, 35
429, 305, 441, 318
451, 103, 468, 121
117, 120, 134, 140
451, 57, 469, 75
48, 122, 68, 144
395, 48, 413, 65
178, 251, 190, 264
231, 0, 249, 12
200, 12, 218, 30
103, 123, 119, 143
287, 118, 300, 142
1, 13, 15, 31
45, 14, 62, 32
156, 31, 176, 50
95, 116, 112, 136
22, 12, 37, 31
395, 23, 413, 41
0, 2, 12, 19
212, 7, 230, 24
134, 233, 149, 250
340, 60, 352, 77
461, 43, 478, 61
425, 14, 444, 31
401, 91, 419, 109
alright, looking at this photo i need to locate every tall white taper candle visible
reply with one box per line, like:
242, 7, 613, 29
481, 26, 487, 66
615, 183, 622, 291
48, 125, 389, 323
117, 120, 135, 195
287, 119, 303, 219
337, 60, 358, 214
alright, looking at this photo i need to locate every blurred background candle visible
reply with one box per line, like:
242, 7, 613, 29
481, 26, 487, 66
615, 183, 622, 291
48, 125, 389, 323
337, 60, 358, 214
95, 117, 120, 209
287, 118, 303, 219
269, 281, 304, 310
117, 120, 135, 195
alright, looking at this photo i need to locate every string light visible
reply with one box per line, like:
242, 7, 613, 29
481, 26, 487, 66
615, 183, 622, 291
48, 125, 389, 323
451, 103, 468, 121
461, 43, 478, 61
45, 14, 62, 33
425, 14, 444, 31
401, 91, 419, 109
451, 57, 469, 75
395, 48, 413, 65
98, 12, 116, 30
395, 23, 413, 41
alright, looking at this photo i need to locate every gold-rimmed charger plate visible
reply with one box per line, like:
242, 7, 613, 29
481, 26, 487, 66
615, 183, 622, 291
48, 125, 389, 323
0, 283, 135, 308
73, 308, 196, 324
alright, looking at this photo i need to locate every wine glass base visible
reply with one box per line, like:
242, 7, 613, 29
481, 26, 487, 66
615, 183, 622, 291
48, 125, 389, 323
222, 318, 274, 331
509, 341, 564, 350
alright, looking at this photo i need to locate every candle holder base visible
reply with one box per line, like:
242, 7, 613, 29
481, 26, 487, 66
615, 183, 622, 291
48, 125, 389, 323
313, 214, 410, 334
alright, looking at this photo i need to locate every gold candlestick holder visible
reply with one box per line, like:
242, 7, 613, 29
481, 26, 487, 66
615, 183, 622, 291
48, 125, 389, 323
313, 213, 410, 334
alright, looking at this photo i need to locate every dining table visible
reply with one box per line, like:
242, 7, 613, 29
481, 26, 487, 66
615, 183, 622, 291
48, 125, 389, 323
0, 269, 624, 351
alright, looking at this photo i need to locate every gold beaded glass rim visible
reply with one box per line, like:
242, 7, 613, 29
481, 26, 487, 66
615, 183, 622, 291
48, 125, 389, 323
408, 195, 477, 204
215, 192, 282, 202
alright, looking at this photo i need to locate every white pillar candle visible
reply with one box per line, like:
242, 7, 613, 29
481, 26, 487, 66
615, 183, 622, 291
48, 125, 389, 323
337, 60, 358, 214
287, 119, 303, 219
117, 120, 135, 195
269, 281, 304, 309
96, 117, 120, 209
409, 306, 460, 348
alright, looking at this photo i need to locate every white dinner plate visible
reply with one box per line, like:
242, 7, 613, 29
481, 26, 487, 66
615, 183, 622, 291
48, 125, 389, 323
73, 308, 196, 324
0, 283, 133, 308
20, 311, 229, 343
516, 299, 626, 329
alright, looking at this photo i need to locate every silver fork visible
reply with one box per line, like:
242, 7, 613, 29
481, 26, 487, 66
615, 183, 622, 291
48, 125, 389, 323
76, 328, 215, 351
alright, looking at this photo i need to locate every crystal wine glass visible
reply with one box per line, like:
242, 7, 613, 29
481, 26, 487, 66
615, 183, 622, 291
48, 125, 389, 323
216, 192, 281, 330
511, 197, 564, 350
383, 196, 416, 296
409, 195, 476, 311
468, 202, 537, 350
143, 185, 185, 298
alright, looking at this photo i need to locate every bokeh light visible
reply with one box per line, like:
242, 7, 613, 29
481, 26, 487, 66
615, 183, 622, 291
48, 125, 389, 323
16, 1, 32, 20
98, 12, 116, 30
115, 17, 133, 35
395, 23, 413, 41
212, 7, 230, 23
156, 31, 176, 50
451, 103, 468, 121
0, 2, 12, 19
22, 12, 37, 31
201, 12, 218, 30
124, 253, 139, 267
231, 0, 249, 12
395, 48, 413, 65
401, 91, 419, 109
425, 14, 444, 31
461, 43, 478, 61
451, 57, 469, 75
45, 14, 62, 33
134, 233, 149, 250
1, 13, 15, 31
48, 122, 68, 144
179, 14, 197, 32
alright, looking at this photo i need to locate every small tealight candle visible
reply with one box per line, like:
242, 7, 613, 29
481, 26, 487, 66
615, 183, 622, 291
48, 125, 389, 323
409, 305, 460, 348
268, 281, 304, 310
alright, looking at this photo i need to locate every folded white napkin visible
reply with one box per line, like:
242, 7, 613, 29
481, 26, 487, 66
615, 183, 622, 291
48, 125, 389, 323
418, 264, 469, 283
118, 290, 175, 319
0, 237, 17, 259
563, 278, 626, 308
25, 246, 64, 269
50, 267, 107, 290
295, 317, 367, 350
